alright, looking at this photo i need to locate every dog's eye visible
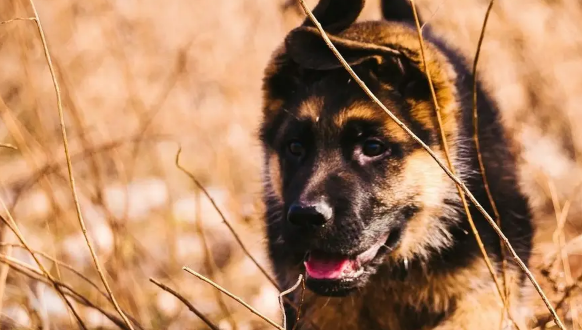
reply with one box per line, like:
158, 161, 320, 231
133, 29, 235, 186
362, 139, 388, 157
287, 140, 305, 157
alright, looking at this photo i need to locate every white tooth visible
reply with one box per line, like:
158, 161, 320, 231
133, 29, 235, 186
404, 258, 409, 271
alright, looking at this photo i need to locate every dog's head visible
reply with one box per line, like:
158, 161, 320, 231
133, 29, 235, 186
260, 0, 465, 296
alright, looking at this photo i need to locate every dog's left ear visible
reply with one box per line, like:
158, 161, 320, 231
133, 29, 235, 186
285, 27, 428, 97
301, 0, 366, 33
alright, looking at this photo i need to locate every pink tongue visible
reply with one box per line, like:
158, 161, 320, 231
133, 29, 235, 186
304, 255, 356, 279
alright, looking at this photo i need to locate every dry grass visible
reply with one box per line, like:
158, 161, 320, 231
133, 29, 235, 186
0, 0, 581, 329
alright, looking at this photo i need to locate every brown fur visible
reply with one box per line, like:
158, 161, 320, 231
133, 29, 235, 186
259, 1, 534, 329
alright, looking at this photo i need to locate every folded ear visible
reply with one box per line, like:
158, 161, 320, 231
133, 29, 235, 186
381, 0, 421, 25
285, 27, 427, 97
302, 0, 366, 33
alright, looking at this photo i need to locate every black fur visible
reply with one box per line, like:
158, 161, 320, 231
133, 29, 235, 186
260, 0, 534, 328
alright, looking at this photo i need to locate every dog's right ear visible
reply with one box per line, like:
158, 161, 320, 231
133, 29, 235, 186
301, 0, 366, 33
381, 0, 422, 25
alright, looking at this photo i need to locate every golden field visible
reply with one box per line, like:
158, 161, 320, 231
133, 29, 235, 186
0, 0, 581, 329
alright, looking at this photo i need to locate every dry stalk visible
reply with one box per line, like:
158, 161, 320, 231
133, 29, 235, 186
408, 0, 507, 309
149, 278, 220, 330
469, 0, 513, 321
297, 1, 565, 328
0, 243, 11, 318
0, 253, 140, 330
548, 180, 576, 326
291, 277, 306, 330
0, 201, 87, 329
0, 143, 18, 150
193, 188, 237, 329
11, 134, 169, 200
0, 243, 109, 299
174, 148, 317, 329
279, 274, 303, 329
25, 1, 134, 329
183, 267, 284, 330
0, 97, 66, 283
536, 272, 582, 329
0, 17, 35, 25
174, 147, 276, 285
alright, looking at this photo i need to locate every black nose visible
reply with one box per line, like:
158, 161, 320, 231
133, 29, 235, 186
287, 202, 332, 228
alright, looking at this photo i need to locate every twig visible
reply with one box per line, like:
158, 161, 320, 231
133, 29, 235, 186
420, 1, 444, 31
279, 274, 303, 329
0, 17, 35, 25
0, 242, 11, 318
548, 180, 576, 325
175, 147, 278, 286
0, 243, 109, 299
291, 277, 305, 330
175, 148, 318, 329
193, 188, 237, 329
183, 267, 284, 330
297, 1, 565, 328
409, 0, 507, 308
536, 272, 582, 329
0, 96, 66, 286
26, 1, 135, 328
469, 1, 513, 323
0, 198, 87, 329
149, 278, 220, 330
0, 254, 140, 330
9, 134, 169, 200
0, 143, 17, 150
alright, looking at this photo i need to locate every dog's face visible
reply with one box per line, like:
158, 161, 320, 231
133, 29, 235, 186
260, 0, 462, 297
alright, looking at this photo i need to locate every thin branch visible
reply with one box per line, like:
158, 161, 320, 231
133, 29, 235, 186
297, 1, 565, 329
408, 0, 507, 309
175, 147, 277, 286
469, 1, 513, 323
0, 243, 109, 299
548, 180, 576, 324
0, 143, 18, 150
0, 199, 87, 329
279, 274, 303, 329
175, 148, 318, 329
0, 243, 11, 319
183, 267, 284, 330
0, 254, 139, 330
420, 1, 444, 31
536, 272, 582, 329
193, 188, 237, 329
0, 17, 35, 25
149, 278, 220, 330
291, 278, 305, 330
26, 1, 135, 328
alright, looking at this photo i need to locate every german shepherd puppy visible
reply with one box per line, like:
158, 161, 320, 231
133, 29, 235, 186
259, 0, 534, 329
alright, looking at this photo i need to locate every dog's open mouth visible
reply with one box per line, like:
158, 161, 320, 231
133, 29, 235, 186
303, 229, 402, 296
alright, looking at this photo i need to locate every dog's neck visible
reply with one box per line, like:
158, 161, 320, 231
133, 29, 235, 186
292, 256, 495, 330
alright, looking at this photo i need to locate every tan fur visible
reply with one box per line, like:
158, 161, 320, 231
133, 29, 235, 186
261, 6, 533, 329
267, 152, 283, 200
298, 96, 325, 121
294, 261, 527, 330
334, 101, 410, 143
393, 150, 461, 261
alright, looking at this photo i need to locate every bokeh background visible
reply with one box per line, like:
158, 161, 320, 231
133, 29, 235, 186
0, 0, 581, 329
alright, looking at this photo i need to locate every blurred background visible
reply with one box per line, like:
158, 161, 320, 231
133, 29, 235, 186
0, 0, 581, 329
